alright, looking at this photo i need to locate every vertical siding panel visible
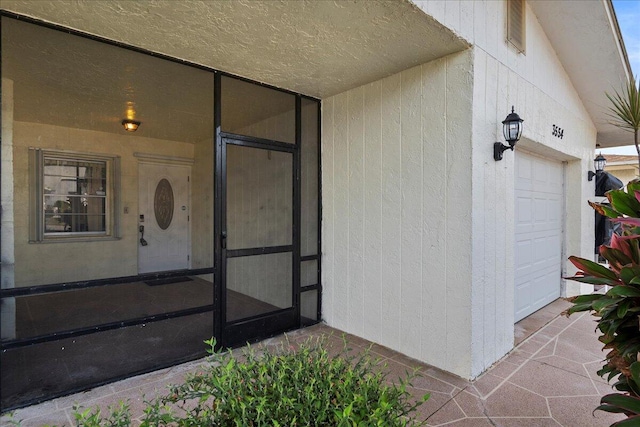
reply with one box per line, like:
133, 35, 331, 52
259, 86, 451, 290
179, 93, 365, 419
496, 63, 511, 359
363, 81, 383, 341
421, 57, 448, 369
400, 65, 423, 359
473, 0, 486, 49
471, 50, 493, 374
348, 87, 365, 336
380, 73, 402, 350
426, 0, 446, 24
508, 69, 518, 114
445, 51, 474, 376
527, 17, 536, 82
444, 0, 461, 35
499, 1, 512, 69
517, 77, 527, 129
484, 54, 501, 364
321, 99, 335, 323
459, 0, 475, 43
485, 0, 499, 59
332, 92, 350, 328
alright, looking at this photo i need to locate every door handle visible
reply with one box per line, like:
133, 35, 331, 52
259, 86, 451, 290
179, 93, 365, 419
139, 225, 148, 246
221, 231, 227, 249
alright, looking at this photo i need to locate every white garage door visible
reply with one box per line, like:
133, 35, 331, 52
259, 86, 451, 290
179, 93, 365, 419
514, 151, 564, 322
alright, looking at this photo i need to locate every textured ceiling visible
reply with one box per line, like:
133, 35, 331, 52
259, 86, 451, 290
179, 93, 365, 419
0, 0, 468, 99
2, 17, 216, 143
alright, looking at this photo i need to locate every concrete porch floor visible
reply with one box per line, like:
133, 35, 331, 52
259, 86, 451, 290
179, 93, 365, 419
1, 299, 625, 426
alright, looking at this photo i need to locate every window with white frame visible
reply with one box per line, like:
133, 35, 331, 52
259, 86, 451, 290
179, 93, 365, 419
30, 149, 120, 241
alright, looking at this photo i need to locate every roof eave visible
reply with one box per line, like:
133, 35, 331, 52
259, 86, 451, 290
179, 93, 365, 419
529, 0, 633, 148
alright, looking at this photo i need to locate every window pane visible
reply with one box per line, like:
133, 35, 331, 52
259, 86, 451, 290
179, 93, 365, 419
45, 214, 105, 233
301, 290, 318, 323
301, 260, 317, 287
301, 98, 319, 256
227, 253, 292, 322
43, 158, 108, 234
44, 159, 107, 195
226, 144, 292, 249
221, 76, 295, 144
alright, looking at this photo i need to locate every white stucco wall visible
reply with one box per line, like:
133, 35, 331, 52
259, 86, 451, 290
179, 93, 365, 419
418, 0, 597, 376
323, 1, 599, 379
322, 49, 475, 377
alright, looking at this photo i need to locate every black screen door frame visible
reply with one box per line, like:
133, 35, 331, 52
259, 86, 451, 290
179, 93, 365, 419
213, 73, 302, 348
218, 134, 300, 346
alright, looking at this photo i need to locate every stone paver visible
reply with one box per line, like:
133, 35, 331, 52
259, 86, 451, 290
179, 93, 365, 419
0, 300, 628, 426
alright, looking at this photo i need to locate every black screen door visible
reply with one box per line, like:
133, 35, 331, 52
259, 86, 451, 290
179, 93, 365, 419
219, 136, 297, 345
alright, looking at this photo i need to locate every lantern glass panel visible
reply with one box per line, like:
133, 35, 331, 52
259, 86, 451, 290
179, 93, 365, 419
503, 122, 515, 142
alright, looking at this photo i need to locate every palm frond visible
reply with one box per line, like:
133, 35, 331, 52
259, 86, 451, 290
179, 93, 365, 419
606, 75, 640, 132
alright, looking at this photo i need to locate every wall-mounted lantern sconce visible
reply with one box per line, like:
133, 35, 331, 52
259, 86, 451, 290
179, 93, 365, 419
122, 119, 141, 132
588, 153, 606, 181
494, 107, 524, 161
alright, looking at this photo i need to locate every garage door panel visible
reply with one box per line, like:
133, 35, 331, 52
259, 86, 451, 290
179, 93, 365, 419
516, 157, 533, 187
515, 239, 533, 276
548, 198, 561, 222
534, 197, 548, 223
515, 268, 560, 320
534, 276, 560, 308
514, 151, 564, 322
516, 197, 532, 224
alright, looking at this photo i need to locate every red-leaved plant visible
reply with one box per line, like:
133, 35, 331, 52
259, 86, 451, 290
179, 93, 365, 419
566, 180, 640, 426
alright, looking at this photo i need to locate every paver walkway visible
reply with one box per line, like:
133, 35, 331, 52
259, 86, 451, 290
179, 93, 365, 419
1, 299, 626, 426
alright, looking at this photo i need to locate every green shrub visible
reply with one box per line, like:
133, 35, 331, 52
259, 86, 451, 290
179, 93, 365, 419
36, 335, 428, 426
70, 403, 130, 427
140, 336, 428, 426
566, 180, 640, 426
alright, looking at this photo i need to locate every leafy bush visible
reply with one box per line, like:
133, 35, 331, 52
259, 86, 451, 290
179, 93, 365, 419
70, 403, 131, 427
566, 181, 640, 426
34, 336, 428, 426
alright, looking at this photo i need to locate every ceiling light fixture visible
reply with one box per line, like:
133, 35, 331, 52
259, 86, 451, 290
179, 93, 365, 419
122, 119, 141, 132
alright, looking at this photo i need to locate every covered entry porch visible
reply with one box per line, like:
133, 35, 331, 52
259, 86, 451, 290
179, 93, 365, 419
1, 14, 322, 410
0, 0, 468, 410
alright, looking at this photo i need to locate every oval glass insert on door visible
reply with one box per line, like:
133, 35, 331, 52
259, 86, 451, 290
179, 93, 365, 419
154, 178, 174, 230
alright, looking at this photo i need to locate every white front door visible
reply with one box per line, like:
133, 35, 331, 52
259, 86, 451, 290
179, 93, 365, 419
138, 162, 190, 274
514, 151, 564, 322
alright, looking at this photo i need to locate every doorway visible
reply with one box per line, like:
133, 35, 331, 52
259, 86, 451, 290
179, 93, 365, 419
219, 136, 298, 345
514, 150, 564, 322
138, 162, 191, 274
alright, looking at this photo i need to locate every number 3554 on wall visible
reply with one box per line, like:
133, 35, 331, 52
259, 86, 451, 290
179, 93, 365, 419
552, 124, 564, 139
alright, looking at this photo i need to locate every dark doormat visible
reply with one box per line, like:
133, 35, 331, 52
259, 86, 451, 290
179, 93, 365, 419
144, 276, 193, 286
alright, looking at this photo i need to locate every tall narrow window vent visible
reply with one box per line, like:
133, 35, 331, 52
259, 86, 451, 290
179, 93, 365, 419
507, 0, 526, 53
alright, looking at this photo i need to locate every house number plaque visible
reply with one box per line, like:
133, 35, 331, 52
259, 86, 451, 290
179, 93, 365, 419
154, 178, 174, 230
552, 124, 564, 139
